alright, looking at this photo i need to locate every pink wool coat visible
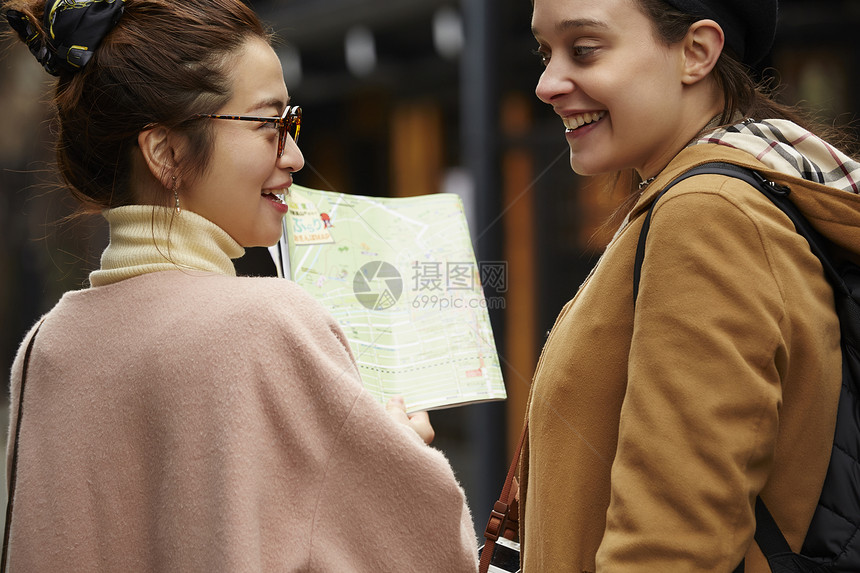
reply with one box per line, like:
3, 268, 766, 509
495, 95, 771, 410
7, 270, 478, 572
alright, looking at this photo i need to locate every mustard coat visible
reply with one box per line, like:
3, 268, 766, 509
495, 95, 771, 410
520, 144, 860, 572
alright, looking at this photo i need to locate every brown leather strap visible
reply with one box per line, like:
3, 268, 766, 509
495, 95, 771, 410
2, 321, 43, 573
479, 421, 527, 573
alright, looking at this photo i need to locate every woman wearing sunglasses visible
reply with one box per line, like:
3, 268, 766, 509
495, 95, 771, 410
2, 0, 478, 571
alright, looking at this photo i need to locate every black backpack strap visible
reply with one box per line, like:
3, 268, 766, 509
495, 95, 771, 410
731, 500, 792, 573
633, 162, 769, 305
633, 162, 814, 567
753, 496, 794, 557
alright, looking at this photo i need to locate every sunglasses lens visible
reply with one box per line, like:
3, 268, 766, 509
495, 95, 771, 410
278, 125, 287, 157
276, 107, 301, 157
290, 119, 300, 144
289, 108, 300, 144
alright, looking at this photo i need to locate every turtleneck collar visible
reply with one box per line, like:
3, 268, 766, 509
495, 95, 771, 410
89, 206, 245, 287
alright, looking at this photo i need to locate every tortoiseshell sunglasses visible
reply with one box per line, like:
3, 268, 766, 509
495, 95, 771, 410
194, 105, 301, 158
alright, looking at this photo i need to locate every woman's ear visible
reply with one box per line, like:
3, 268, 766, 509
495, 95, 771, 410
137, 126, 181, 189
681, 19, 725, 85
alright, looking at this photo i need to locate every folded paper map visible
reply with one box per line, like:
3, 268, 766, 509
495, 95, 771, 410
270, 185, 507, 413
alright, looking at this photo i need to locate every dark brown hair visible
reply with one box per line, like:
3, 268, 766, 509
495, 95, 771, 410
637, 0, 858, 154
587, 0, 859, 239
3, 0, 269, 212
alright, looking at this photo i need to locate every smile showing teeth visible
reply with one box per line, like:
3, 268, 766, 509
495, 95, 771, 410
563, 111, 606, 131
262, 191, 283, 204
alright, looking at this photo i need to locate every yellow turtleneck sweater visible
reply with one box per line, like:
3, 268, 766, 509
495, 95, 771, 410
90, 206, 245, 287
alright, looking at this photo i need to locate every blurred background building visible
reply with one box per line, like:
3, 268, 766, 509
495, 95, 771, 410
1, 0, 858, 539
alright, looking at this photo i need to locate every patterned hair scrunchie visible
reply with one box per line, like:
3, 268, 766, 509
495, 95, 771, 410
6, 0, 125, 76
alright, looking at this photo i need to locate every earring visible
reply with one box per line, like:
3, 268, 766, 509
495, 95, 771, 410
171, 175, 181, 214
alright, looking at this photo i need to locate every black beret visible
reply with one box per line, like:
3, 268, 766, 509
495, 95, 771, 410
662, 0, 778, 66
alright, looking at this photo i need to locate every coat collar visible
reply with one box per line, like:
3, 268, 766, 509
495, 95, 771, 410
627, 144, 860, 259
631, 146, 770, 220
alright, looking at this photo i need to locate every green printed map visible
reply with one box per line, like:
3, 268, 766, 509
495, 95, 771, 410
277, 185, 507, 412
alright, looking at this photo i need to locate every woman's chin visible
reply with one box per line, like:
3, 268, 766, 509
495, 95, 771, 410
569, 158, 599, 177
238, 228, 284, 249
259, 234, 284, 249
569, 153, 617, 177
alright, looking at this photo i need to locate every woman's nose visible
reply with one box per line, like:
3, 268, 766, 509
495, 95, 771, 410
535, 61, 574, 105
279, 136, 305, 173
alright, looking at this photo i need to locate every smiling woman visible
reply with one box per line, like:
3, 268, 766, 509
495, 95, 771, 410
520, 0, 860, 572
136, 37, 303, 248
532, 0, 725, 178
1, 1, 479, 571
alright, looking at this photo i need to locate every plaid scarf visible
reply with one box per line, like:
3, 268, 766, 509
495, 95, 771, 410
693, 118, 860, 194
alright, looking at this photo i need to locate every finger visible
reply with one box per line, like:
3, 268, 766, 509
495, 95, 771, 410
407, 411, 435, 445
385, 396, 409, 424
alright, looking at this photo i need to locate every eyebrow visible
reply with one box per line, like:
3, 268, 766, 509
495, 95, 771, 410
251, 97, 290, 115
532, 17, 609, 37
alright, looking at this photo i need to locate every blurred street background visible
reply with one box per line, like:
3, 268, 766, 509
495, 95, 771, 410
1, 0, 859, 537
